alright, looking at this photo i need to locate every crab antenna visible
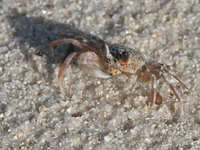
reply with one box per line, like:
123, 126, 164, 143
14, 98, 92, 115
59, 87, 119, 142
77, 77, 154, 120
161, 74, 184, 116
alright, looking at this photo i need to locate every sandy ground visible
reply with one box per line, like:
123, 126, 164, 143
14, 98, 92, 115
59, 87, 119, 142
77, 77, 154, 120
0, 0, 200, 149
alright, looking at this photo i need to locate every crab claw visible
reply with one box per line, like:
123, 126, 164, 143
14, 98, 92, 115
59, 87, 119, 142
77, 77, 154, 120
77, 51, 111, 78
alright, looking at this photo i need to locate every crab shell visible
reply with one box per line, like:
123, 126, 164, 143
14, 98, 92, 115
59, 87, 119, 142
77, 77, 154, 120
108, 44, 146, 75
77, 44, 146, 78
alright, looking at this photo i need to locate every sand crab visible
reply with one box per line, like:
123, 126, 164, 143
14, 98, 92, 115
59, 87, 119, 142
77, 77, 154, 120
50, 36, 189, 116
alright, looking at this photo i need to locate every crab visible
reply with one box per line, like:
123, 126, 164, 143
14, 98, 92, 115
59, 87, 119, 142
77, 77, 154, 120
50, 36, 189, 117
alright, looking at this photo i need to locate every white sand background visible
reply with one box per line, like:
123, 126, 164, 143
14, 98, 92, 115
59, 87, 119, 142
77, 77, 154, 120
0, 0, 200, 149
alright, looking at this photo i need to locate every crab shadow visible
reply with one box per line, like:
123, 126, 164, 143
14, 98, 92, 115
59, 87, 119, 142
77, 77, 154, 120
6, 9, 100, 82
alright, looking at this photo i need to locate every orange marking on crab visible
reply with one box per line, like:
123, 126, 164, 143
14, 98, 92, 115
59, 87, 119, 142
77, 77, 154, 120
122, 61, 129, 66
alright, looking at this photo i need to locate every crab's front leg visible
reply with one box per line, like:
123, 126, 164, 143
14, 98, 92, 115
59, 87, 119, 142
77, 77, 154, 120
58, 52, 78, 79
51, 38, 113, 93
56, 52, 78, 94
77, 51, 112, 78
51, 38, 113, 78
57, 51, 112, 94
51, 38, 105, 59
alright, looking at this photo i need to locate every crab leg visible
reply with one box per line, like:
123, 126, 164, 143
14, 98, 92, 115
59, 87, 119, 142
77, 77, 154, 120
144, 74, 157, 118
58, 52, 78, 79
164, 68, 189, 90
161, 74, 183, 115
57, 52, 78, 94
150, 74, 157, 107
51, 38, 103, 58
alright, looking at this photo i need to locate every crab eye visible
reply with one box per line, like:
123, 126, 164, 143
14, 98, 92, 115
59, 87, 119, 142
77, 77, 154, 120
121, 51, 129, 62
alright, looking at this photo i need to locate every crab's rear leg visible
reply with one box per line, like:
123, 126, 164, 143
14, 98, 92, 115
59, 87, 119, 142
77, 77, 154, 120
164, 67, 189, 91
162, 66, 189, 115
161, 73, 184, 115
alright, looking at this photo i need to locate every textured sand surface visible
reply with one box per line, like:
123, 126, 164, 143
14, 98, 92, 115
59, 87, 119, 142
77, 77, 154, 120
0, 0, 200, 149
